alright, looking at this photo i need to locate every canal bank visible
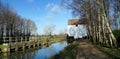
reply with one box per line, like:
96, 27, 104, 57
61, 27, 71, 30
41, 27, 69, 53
0, 41, 68, 59
51, 40, 80, 59
40, 35, 66, 45
52, 39, 120, 59
0, 35, 66, 53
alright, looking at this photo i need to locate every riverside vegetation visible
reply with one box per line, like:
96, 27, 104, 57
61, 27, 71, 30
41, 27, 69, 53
40, 35, 67, 46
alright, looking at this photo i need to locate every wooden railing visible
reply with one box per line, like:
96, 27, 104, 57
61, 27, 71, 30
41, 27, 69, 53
2, 36, 41, 45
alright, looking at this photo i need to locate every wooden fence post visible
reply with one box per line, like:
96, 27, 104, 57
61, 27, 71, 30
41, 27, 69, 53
21, 37, 22, 43
3, 37, 5, 44
16, 37, 17, 43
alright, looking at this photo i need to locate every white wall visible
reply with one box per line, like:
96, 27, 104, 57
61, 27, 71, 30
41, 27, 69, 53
67, 24, 87, 39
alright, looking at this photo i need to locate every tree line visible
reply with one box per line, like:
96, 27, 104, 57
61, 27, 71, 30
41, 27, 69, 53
0, 1, 37, 38
63, 0, 120, 48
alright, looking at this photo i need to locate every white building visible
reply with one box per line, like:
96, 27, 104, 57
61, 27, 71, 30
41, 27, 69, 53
67, 19, 87, 39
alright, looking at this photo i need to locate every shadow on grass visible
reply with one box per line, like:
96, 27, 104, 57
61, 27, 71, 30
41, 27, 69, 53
51, 40, 80, 59
99, 47, 120, 59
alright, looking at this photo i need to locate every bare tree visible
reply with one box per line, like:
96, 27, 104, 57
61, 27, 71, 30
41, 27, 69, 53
0, 1, 37, 42
24, 19, 37, 36
63, 0, 119, 47
44, 24, 55, 36
59, 29, 67, 35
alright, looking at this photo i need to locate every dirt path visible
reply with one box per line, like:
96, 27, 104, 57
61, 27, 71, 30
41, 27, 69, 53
76, 40, 111, 59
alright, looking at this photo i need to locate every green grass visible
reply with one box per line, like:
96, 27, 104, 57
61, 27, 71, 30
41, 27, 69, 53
99, 47, 120, 59
0, 45, 9, 53
51, 40, 80, 59
0, 45, 9, 49
0, 45, 1, 53
40, 36, 66, 45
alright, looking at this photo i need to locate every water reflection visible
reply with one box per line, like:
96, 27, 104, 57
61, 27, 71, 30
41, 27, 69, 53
0, 41, 67, 59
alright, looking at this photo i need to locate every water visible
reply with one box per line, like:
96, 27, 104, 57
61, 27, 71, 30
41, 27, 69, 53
0, 41, 68, 59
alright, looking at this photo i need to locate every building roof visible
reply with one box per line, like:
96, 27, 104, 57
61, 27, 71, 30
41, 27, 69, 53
68, 18, 87, 25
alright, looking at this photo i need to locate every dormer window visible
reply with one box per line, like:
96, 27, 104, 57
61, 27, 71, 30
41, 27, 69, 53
76, 24, 78, 27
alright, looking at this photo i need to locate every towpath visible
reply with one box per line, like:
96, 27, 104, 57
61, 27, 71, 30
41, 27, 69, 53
76, 40, 111, 59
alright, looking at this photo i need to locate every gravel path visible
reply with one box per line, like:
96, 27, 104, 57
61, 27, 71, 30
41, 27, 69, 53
76, 40, 111, 59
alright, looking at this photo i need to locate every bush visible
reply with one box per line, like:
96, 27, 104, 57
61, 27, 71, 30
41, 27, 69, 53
113, 30, 120, 47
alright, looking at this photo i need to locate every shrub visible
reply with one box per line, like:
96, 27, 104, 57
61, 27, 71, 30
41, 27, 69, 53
113, 30, 120, 47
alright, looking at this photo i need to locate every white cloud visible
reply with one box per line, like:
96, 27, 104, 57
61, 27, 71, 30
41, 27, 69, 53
46, 3, 61, 14
51, 5, 60, 14
45, 3, 62, 19
46, 3, 54, 9
47, 15, 53, 19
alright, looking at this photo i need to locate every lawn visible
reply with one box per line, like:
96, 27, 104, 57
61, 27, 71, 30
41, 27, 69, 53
100, 47, 120, 59
40, 35, 66, 45
51, 40, 80, 59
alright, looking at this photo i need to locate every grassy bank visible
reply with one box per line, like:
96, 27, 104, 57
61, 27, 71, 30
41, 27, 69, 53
51, 40, 80, 59
0, 45, 2, 53
99, 47, 120, 59
40, 35, 66, 45
98, 30, 120, 59
0, 45, 9, 53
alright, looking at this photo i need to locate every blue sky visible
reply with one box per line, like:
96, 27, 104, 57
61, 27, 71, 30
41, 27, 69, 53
1, 0, 74, 35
